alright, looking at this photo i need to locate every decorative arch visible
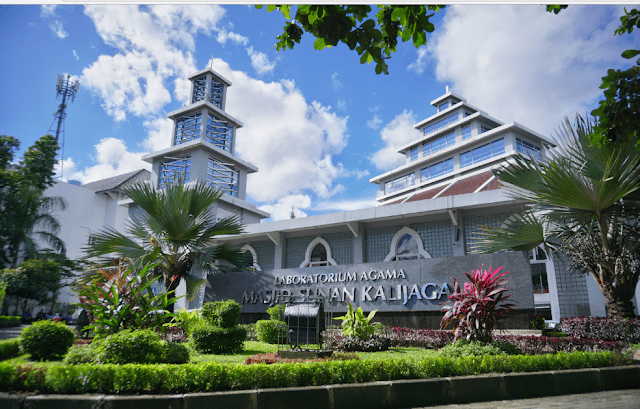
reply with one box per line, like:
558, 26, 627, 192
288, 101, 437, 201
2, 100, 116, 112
240, 244, 262, 271
384, 226, 431, 261
299, 237, 337, 268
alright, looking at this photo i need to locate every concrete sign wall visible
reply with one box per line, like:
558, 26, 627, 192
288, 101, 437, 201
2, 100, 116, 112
204, 252, 534, 313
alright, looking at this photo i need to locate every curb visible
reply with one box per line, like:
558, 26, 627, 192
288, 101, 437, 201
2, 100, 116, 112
1, 365, 639, 409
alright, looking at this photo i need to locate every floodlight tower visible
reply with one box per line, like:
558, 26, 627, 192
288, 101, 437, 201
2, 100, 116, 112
48, 74, 79, 179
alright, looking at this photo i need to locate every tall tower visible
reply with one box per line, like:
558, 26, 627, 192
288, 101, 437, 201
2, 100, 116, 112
48, 74, 79, 179
141, 66, 269, 224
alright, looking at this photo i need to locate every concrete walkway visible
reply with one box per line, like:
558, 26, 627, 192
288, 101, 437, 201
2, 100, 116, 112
423, 389, 640, 408
0, 325, 25, 340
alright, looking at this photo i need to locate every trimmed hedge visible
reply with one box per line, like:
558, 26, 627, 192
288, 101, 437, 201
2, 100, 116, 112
20, 321, 74, 361
561, 317, 640, 343
255, 320, 286, 344
201, 300, 241, 328
191, 324, 246, 354
0, 350, 630, 394
0, 316, 21, 328
0, 339, 22, 361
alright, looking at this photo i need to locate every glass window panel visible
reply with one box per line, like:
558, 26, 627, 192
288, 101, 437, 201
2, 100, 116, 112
209, 79, 224, 108
410, 148, 418, 161
174, 113, 201, 145
460, 138, 505, 168
423, 113, 460, 135
516, 138, 542, 161
192, 77, 206, 103
159, 156, 191, 189
462, 126, 472, 140
421, 158, 453, 181
384, 173, 415, 194
397, 234, 419, 257
207, 157, 238, 196
205, 113, 233, 152
531, 263, 549, 294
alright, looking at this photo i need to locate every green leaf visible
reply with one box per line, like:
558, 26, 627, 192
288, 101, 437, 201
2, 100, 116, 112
314, 37, 326, 50
266, 5, 277, 12
621, 49, 640, 59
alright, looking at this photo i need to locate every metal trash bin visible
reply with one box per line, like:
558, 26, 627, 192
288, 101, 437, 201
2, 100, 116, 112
284, 301, 325, 349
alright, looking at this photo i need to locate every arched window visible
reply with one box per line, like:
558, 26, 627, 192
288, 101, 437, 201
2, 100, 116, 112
300, 237, 337, 268
529, 246, 560, 322
240, 244, 262, 271
384, 227, 431, 261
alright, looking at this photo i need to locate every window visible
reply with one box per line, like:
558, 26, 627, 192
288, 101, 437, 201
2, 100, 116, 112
174, 113, 201, 145
205, 113, 233, 152
299, 237, 337, 267
410, 148, 418, 161
209, 78, 224, 108
384, 173, 415, 194
192, 76, 206, 103
423, 132, 455, 157
465, 111, 473, 117
423, 113, 460, 135
480, 125, 493, 133
439, 102, 449, 112
207, 157, 238, 196
384, 227, 431, 261
159, 156, 191, 189
529, 246, 556, 321
421, 158, 454, 182
460, 138, 505, 168
462, 126, 472, 140
516, 138, 542, 161
240, 244, 262, 271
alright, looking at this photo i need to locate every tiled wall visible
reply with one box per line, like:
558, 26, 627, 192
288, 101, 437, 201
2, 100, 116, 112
463, 213, 511, 253
411, 220, 453, 258
250, 241, 275, 272
554, 256, 590, 318
284, 232, 354, 268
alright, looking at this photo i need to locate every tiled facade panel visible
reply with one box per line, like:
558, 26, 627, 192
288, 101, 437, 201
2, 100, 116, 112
284, 236, 311, 268
410, 220, 453, 258
365, 225, 401, 263
250, 241, 275, 272
284, 232, 354, 268
324, 231, 354, 266
554, 256, 590, 318
463, 213, 511, 254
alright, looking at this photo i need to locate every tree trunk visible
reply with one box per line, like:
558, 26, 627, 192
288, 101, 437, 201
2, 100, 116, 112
602, 283, 637, 319
164, 275, 182, 314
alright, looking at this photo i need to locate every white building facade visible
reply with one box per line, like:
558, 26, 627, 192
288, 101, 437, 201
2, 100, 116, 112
41, 68, 633, 325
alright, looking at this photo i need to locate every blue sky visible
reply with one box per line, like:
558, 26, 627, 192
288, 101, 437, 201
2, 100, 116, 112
0, 4, 636, 221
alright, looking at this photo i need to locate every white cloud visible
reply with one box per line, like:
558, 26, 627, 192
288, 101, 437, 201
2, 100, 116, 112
211, 58, 350, 203
73, 50, 79, 60
61, 138, 151, 184
246, 46, 276, 75
313, 196, 378, 212
369, 110, 421, 171
217, 27, 249, 46
337, 98, 347, 111
81, 5, 228, 122
366, 105, 383, 129
422, 4, 632, 137
259, 195, 312, 221
331, 72, 343, 91
41, 5, 67, 39
142, 117, 174, 152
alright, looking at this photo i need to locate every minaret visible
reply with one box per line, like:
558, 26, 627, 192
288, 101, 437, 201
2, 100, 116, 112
142, 65, 270, 224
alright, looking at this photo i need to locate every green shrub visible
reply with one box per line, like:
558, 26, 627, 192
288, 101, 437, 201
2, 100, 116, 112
0, 350, 630, 394
266, 303, 285, 320
97, 329, 164, 364
240, 323, 257, 341
20, 320, 74, 360
0, 316, 21, 327
191, 323, 246, 354
440, 340, 506, 358
201, 300, 241, 328
161, 342, 190, 364
0, 338, 22, 360
255, 320, 286, 344
64, 344, 98, 364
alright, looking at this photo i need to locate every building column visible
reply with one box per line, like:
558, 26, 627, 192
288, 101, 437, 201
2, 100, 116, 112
450, 209, 465, 256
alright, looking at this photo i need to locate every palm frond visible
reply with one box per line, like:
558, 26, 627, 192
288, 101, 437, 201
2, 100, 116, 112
471, 211, 546, 254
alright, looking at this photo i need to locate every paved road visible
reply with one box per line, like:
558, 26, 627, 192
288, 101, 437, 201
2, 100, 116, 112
420, 389, 640, 409
0, 325, 25, 340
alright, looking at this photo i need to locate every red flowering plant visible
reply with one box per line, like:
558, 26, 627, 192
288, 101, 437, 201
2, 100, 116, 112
440, 265, 516, 343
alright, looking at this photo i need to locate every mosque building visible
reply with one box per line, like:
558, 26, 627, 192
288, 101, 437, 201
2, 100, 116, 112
46, 64, 624, 327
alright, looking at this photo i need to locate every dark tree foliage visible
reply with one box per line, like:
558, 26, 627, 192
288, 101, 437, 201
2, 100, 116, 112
257, 5, 445, 75
0, 258, 67, 314
0, 135, 64, 267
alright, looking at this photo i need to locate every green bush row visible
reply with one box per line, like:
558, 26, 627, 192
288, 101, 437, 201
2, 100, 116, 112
0, 316, 21, 327
0, 351, 629, 394
0, 339, 21, 361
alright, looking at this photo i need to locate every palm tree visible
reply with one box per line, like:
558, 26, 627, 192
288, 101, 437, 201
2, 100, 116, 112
473, 116, 640, 319
83, 181, 252, 312
0, 186, 67, 268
